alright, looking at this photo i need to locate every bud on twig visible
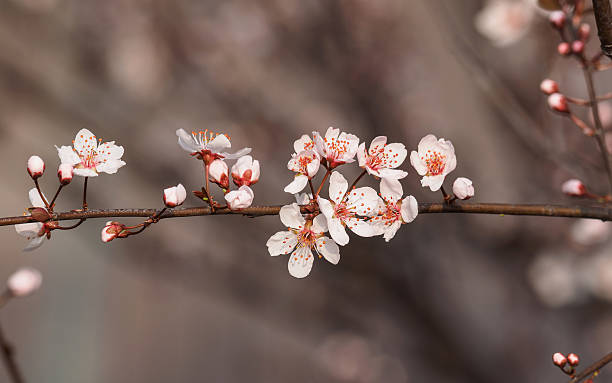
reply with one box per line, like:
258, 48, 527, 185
101, 221, 125, 242
553, 352, 567, 368
57, 163, 73, 185
558, 42, 571, 56
568, 353, 580, 366
562, 179, 587, 196
452, 177, 475, 200
579, 23, 591, 42
572, 40, 585, 54
540, 79, 559, 95
208, 159, 229, 190
548, 93, 569, 113
27, 155, 45, 180
7, 268, 42, 297
163, 184, 187, 208
549, 11, 566, 29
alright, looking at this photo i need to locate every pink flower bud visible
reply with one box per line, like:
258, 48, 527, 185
27, 155, 45, 179
572, 40, 585, 54
224, 185, 254, 210
549, 11, 566, 29
208, 159, 229, 189
57, 163, 73, 185
561, 179, 586, 196
567, 353, 579, 366
558, 42, 571, 56
101, 221, 125, 242
548, 93, 569, 113
552, 352, 567, 367
7, 268, 42, 297
452, 177, 475, 200
163, 184, 187, 208
540, 79, 559, 95
579, 23, 590, 41
231, 155, 260, 187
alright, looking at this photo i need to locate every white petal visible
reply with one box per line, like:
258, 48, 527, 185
383, 221, 402, 242
312, 131, 326, 158
96, 159, 126, 174
266, 231, 298, 256
15, 222, 43, 238
56, 146, 80, 166
28, 188, 47, 208
317, 197, 335, 220
346, 218, 383, 237
368, 136, 387, 155
207, 134, 232, 152
421, 174, 445, 192
279, 203, 305, 230
329, 171, 348, 204
288, 247, 314, 278
410, 151, 427, 176
328, 217, 349, 246
176, 129, 200, 152
417, 134, 438, 154
73, 128, 98, 154
284, 174, 309, 194
312, 213, 328, 233
382, 142, 407, 168
380, 178, 403, 203
401, 195, 418, 223
23, 235, 45, 251
294, 134, 314, 153
73, 168, 99, 177
346, 186, 380, 217
357, 142, 367, 168
324, 126, 340, 141
305, 155, 320, 178
96, 142, 124, 161
233, 155, 252, 175
221, 147, 252, 159
378, 168, 408, 180
315, 236, 340, 264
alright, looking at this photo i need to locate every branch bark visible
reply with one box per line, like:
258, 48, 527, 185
593, 0, 612, 57
569, 352, 612, 383
0, 321, 24, 383
2, 202, 612, 227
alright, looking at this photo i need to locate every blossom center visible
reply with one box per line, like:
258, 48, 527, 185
324, 136, 350, 161
191, 130, 229, 149
333, 202, 352, 222
421, 150, 446, 176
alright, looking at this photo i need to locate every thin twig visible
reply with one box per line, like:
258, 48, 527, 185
0, 321, 24, 383
568, 352, 612, 383
2, 202, 612, 227
315, 170, 332, 197
33, 179, 49, 210
82, 177, 88, 211
48, 184, 64, 211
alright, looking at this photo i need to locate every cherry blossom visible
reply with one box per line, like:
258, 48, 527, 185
58, 163, 73, 185
474, 0, 534, 47
209, 159, 229, 189
284, 150, 320, 194
225, 185, 254, 210
56, 128, 126, 177
317, 171, 381, 246
163, 184, 187, 208
27, 155, 45, 179
357, 136, 408, 180
370, 179, 418, 242
453, 177, 475, 200
231, 155, 260, 187
561, 179, 586, 196
312, 127, 359, 169
295, 192, 313, 205
7, 268, 42, 297
14, 188, 49, 251
547, 93, 568, 113
293, 134, 317, 154
176, 128, 251, 163
540, 79, 559, 95
101, 221, 126, 242
410, 134, 457, 192
266, 203, 339, 278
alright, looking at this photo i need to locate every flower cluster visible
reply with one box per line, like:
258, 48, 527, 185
268, 128, 474, 278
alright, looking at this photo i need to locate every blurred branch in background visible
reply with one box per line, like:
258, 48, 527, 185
593, 0, 612, 57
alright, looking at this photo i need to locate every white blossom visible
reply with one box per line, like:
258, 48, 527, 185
56, 128, 126, 177
452, 177, 475, 200
27, 155, 45, 179
176, 128, 251, 160
357, 136, 408, 180
312, 127, 359, 169
284, 150, 320, 194
369, 179, 418, 242
7, 268, 42, 297
225, 185, 254, 210
163, 184, 187, 208
231, 155, 260, 186
410, 134, 457, 192
474, 0, 534, 47
14, 188, 48, 251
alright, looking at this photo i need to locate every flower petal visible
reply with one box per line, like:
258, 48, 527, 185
421, 174, 445, 192
221, 147, 252, 160
207, 134, 232, 152
382, 142, 407, 168
378, 168, 408, 180
279, 203, 305, 230
56, 146, 80, 166
380, 178, 403, 203
266, 231, 298, 256
288, 246, 314, 278
357, 142, 367, 168
96, 142, 124, 161
312, 213, 328, 233
73, 168, 99, 177
15, 222, 43, 238
95, 159, 126, 175
329, 171, 348, 204
294, 134, 314, 154
317, 197, 335, 220
346, 218, 383, 237
28, 188, 47, 208
346, 186, 380, 217
383, 221, 402, 242
316, 236, 340, 265
176, 129, 200, 153
327, 217, 349, 246
23, 235, 45, 252
401, 195, 418, 223
368, 136, 387, 155
284, 174, 309, 194
73, 128, 98, 155
410, 151, 427, 176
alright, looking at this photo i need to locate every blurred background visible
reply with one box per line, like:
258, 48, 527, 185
0, 0, 611, 381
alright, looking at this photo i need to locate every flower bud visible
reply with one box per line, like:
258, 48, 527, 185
549, 11, 566, 29
567, 353, 579, 366
7, 268, 42, 297
579, 23, 590, 42
163, 184, 187, 208
231, 155, 260, 187
27, 155, 45, 180
28, 207, 52, 222
540, 79, 559, 95
558, 42, 571, 56
552, 352, 567, 368
453, 177, 475, 200
208, 159, 229, 190
548, 93, 569, 113
101, 221, 125, 242
572, 40, 585, 54
224, 185, 254, 210
57, 163, 73, 185
561, 179, 586, 196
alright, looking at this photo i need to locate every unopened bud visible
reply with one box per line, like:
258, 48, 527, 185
540, 79, 559, 95
561, 179, 587, 196
101, 221, 125, 243
572, 40, 585, 54
7, 268, 42, 297
579, 23, 590, 41
549, 11, 566, 29
552, 352, 567, 367
163, 183, 187, 208
225, 185, 254, 210
567, 353, 579, 366
558, 42, 571, 56
57, 163, 73, 185
27, 155, 45, 180
548, 93, 569, 113
208, 159, 229, 190
452, 177, 475, 200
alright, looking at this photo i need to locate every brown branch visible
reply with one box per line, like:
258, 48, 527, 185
2, 202, 612, 227
569, 352, 612, 383
593, 0, 612, 58
0, 321, 24, 383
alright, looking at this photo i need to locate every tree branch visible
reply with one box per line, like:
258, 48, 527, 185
593, 0, 612, 58
0, 321, 24, 383
569, 352, 612, 383
2, 202, 612, 227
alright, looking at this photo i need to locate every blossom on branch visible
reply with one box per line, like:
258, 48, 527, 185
318, 172, 381, 246
163, 184, 187, 208
453, 177, 475, 200
369, 179, 418, 242
231, 155, 260, 187
57, 163, 73, 185
176, 128, 251, 163
101, 221, 126, 242
14, 188, 49, 251
561, 179, 586, 196
357, 136, 408, 180
56, 128, 126, 177
410, 134, 456, 191
209, 159, 229, 189
266, 203, 339, 278
313, 127, 359, 169
27, 155, 45, 179
284, 150, 320, 194
225, 185, 254, 210
7, 268, 42, 297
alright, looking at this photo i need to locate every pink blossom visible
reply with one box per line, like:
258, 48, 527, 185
357, 136, 408, 180
231, 155, 260, 187
453, 177, 474, 200
540, 79, 559, 95
312, 127, 359, 169
561, 179, 586, 196
209, 159, 229, 189
101, 221, 125, 242
56, 128, 126, 177
57, 163, 73, 185
410, 134, 457, 191
163, 184, 187, 208
552, 352, 567, 367
27, 155, 45, 179
225, 185, 254, 210
547, 93, 569, 113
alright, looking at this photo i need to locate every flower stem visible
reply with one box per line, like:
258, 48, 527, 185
308, 179, 316, 197
440, 186, 452, 204
33, 179, 49, 209
48, 185, 64, 212
347, 169, 367, 193
82, 177, 89, 211
204, 163, 215, 212
0, 320, 25, 383
315, 170, 332, 197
